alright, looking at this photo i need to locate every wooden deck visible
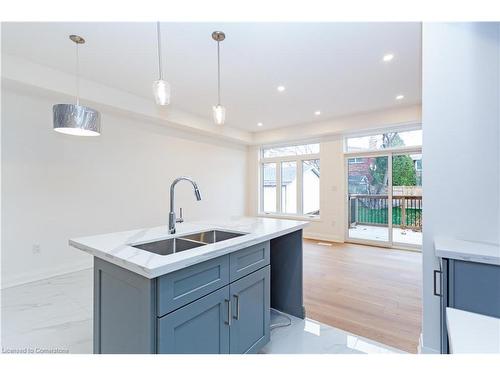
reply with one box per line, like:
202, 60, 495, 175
303, 239, 422, 353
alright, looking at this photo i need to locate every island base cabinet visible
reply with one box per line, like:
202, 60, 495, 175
157, 286, 230, 354
156, 266, 271, 354
230, 266, 270, 354
94, 239, 279, 354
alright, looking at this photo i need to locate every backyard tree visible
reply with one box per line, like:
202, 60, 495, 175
368, 133, 403, 193
392, 155, 417, 186
381, 132, 405, 149
370, 157, 387, 193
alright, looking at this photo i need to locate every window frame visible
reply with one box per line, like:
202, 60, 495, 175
343, 127, 422, 154
280, 160, 298, 215
259, 143, 320, 219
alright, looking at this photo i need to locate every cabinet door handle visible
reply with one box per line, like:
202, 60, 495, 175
433, 270, 442, 297
233, 294, 240, 320
225, 299, 231, 326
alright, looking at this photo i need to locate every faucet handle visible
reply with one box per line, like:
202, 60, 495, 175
176, 207, 184, 223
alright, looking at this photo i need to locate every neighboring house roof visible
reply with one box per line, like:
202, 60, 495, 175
263, 163, 319, 186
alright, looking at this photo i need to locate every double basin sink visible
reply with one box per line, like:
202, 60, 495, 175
131, 230, 247, 256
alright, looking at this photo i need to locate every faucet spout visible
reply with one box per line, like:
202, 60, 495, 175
169, 177, 202, 234
194, 187, 202, 201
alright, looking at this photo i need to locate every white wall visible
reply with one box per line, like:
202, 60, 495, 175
421, 23, 500, 353
305, 137, 346, 242
1, 88, 247, 288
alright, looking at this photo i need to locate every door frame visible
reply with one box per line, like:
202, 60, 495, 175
344, 146, 422, 250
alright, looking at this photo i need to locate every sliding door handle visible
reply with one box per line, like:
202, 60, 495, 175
433, 270, 442, 297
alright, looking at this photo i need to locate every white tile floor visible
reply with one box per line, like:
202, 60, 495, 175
1, 268, 404, 354
261, 310, 404, 354
1, 269, 93, 354
349, 225, 422, 246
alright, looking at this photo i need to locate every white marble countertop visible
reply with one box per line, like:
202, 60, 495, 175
434, 236, 500, 266
69, 216, 308, 278
446, 307, 500, 353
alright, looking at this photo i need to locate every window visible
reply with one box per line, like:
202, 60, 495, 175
262, 163, 277, 212
302, 159, 320, 215
281, 161, 297, 214
345, 129, 422, 152
260, 143, 320, 217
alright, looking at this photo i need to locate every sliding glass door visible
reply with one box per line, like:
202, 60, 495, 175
345, 129, 422, 249
346, 152, 422, 249
347, 155, 390, 245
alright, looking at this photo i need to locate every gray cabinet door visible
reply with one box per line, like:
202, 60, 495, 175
449, 259, 500, 318
157, 286, 230, 354
229, 265, 270, 354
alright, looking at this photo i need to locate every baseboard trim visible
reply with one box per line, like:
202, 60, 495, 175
303, 232, 344, 243
419, 333, 440, 354
1, 260, 92, 289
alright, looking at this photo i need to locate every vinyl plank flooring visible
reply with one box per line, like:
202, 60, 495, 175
303, 240, 422, 353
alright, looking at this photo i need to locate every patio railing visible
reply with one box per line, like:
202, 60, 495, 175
348, 194, 422, 231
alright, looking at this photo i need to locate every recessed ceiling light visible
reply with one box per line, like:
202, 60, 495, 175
396, 94, 405, 100
383, 53, 394, 62
277, 85, 286, 92
314, 111, 321, 116
257, 122, 263, 127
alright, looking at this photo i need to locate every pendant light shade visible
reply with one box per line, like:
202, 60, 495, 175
53, 104, 101, 136
212, 31, 226, 125
53, 35, 101, 136
153, 22, 171, 106
152, 79, 171, 106
212, 104, 226, 125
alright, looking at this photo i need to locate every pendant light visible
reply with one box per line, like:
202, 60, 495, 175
212, 31, 226, 125
53, 35, 101, 136
152, 22, 171, 106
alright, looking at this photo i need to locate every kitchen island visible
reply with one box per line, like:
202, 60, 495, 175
70, 217, 308, 354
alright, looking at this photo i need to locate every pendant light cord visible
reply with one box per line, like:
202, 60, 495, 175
75, 41, 80, 106
157, 21, 163, 80
217, 40, 221, 105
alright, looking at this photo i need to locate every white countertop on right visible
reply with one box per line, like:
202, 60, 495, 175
446, 307, 500, 353
434, 236, 500, 266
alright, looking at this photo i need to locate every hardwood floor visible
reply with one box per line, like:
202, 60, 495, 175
303, 239, 422, 353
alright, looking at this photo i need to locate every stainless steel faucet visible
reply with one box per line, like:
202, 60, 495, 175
169, 177, 202, 234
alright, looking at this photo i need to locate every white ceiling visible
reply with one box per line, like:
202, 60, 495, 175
1, 22, 422, 132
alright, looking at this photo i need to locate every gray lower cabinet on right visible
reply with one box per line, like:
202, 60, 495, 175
438, 258, 500, 353
157, 265, 270, 354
